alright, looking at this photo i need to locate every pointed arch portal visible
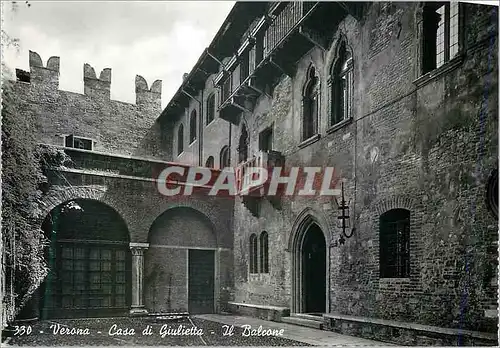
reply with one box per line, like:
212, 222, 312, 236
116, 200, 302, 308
289, 210, 330, 314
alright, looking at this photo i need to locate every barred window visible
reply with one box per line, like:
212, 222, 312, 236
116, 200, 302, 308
249, 234, 258, 274
380, 209, 410, 278
259, 231, 269, 273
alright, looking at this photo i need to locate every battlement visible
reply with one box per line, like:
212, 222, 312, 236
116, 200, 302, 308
135, 75, 162, 109
22, 50, 161, 106
29, 50, 60, 87
83, 63, 112, 98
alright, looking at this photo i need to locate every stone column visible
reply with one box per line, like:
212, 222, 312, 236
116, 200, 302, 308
129, 242, 149, 315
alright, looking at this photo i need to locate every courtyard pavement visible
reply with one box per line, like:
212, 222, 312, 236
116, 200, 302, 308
194, 314, 393, 346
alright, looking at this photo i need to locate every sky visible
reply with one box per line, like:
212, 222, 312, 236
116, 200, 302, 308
2, 1, 235, 108
2, 1, 498, 110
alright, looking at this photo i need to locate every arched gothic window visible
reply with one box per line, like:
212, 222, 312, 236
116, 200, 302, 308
302, 65, 319, 140
330, 40, 353, 126
220, 146, 230, 169
177, 124, 184, 155
249, 233, 258, 274
205, 156, 214, 168
259, 231, 269, 273
189, 110, 197, 144
206, 93, 215, 125
238, 125, 249, 163
379, 209, 410, 278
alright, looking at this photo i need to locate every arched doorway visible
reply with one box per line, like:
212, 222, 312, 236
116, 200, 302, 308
146, 207, 218, 314
39, 199, 131, 319
301, 223, 326, 314
290, 211, 330, 314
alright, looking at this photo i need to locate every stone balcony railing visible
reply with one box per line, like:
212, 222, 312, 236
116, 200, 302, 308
39, 144, 223, 195
235, 150, 285, 196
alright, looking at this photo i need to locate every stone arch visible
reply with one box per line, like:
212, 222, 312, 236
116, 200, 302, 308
372, 195, 417, 216
38, 188, 132, 319
147, 206, 218, 248
37, 185, 131, 237
302, 63, 319, 96
328, 34, 353, 76
288, 207, 332, 313
301, 64, 320, 140
145, 206, 219, 313
287, 207, 333, 252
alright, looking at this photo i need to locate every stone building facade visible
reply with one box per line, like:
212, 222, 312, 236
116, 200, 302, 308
7, 1, 498, 345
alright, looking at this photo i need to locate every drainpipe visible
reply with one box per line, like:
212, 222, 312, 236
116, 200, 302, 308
181, 89, 203, 166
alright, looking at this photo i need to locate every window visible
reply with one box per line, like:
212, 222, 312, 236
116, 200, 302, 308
487, 169, 498, 219
65, 135, 92, 150
380, 209, 410, 278
330, 40, 353, 125
259, 231, 269, 273
240, 51, 250, 84
259, 127, 273, 152
189, 110, 197, 144
238, 125, 249, 163
302, 65, 319, 140
255, 32, 264, 67
206, 94, 215, 125
249, 234, 258, 274
222, 75, 231, 103
177, 124, 184, 155
205, 156, 214, 168
220, 146, 230, 169
422, 2, 460, 74
16, 69, 30, 83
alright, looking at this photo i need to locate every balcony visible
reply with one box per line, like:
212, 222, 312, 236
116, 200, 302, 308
40, 144, 223, 196
235, 150, 285, 197
214, 2, 358, 125
217, 59, 264, 125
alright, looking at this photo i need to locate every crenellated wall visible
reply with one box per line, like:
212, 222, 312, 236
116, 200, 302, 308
11, 50, 167, 158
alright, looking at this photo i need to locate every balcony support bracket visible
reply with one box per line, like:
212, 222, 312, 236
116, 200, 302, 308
269, 56, 295, 78
299, 26, 327, 51
229, 98, 251, 114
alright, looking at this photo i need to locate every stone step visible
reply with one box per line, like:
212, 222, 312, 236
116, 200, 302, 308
281, 316, 323, 329
292, 313, 324, 322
